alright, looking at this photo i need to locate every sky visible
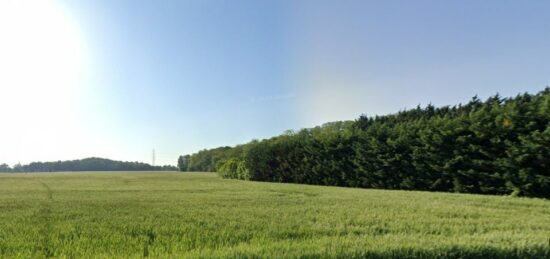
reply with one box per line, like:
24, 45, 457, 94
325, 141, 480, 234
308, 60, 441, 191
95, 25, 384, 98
0, 0, 549, 166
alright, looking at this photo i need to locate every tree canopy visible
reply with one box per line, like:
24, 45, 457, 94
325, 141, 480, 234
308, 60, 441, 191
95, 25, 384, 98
179, 88, 550, 198
0, 157, 177, 172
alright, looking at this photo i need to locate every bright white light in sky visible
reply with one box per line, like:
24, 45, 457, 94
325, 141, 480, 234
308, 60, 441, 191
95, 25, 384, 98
0, 0, 91, 165
0, 1, 548, 166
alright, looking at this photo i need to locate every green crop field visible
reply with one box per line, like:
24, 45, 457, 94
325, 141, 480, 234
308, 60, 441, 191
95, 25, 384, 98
0, 172, 548, 258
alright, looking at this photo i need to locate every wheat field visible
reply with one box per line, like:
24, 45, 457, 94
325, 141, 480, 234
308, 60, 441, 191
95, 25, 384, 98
0, 172, 548, 258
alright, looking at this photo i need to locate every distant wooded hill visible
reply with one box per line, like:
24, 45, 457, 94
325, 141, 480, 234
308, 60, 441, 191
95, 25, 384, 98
0, 157, 177, 172
178, 88, 550, 198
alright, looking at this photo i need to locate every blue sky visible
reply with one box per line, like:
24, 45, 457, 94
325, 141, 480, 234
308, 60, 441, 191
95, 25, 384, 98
1, 0, 549, 165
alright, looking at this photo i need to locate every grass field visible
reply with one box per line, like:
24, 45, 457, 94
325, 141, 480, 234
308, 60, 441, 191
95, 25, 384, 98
0, 172, 548, 258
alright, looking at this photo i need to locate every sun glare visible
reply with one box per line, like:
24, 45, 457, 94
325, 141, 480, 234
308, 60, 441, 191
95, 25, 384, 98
0, 0, 86, 121
0, 0, 88, 163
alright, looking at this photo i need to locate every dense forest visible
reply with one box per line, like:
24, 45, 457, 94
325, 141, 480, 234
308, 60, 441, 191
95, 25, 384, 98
178, 88, 550, 198
0, 157, 177, 172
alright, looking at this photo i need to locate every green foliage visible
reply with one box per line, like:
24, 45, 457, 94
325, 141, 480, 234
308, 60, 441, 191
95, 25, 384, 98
0, 172, 548, 258
177, 155, 190, 171
185, 146, 243, 172
217, 158, 249, 180
0, 163, 10, 172
180, 88, 550, 198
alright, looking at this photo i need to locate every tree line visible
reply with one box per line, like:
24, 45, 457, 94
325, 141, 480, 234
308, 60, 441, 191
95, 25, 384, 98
178, 88, 550, 198
0, 157, 177, 172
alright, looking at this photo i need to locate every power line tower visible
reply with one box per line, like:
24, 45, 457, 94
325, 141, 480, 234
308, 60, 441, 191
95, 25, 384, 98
152, 149, 156, 166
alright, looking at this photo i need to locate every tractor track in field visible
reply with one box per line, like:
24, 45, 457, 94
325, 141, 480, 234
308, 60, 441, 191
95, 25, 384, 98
38, 181, 53, 200
35, 180, 55, 258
